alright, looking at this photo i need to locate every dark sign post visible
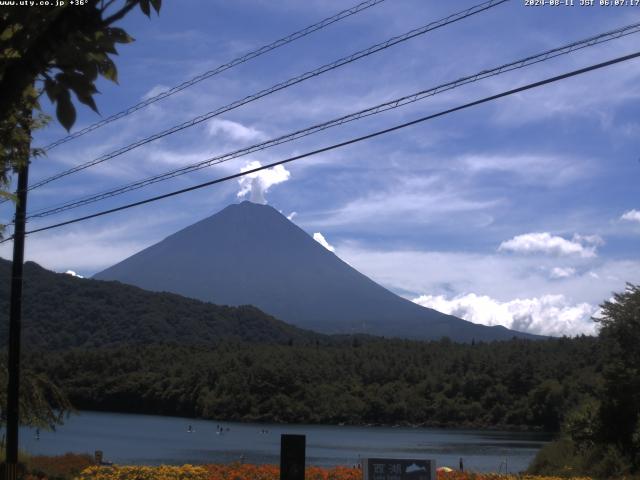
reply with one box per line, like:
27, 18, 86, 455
280, 434, 305, 480
363, 458, 436, 480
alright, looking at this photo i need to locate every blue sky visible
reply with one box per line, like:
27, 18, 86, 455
2, 0, 640, 336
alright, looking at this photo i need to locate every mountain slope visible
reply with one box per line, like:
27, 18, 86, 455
95, 201, 538, 341
0, 258, 321, 349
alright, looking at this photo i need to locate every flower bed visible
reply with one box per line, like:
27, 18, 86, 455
71, 464, 597, 480
74, 464, 209, 480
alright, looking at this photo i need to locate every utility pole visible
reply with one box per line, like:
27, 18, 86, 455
4, 126, 31, 480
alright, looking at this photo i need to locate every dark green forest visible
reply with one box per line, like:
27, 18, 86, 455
0, 259, 320, 348
26, 336, 602, 431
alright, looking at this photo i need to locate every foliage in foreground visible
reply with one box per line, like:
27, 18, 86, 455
527, 284, 640, 477
1, 0, 162, 211
526, 436, 632, 478
0, 357, 73, 430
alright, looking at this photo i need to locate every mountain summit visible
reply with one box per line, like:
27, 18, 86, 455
95, 201, 537, 341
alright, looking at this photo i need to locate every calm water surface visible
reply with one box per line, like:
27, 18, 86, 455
20, 411, 551, 473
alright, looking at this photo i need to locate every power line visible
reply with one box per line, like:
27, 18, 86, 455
6, 50, 638, 242
40, 0, 389, 152
25, 0, 508, 192
26, 21, 640, 220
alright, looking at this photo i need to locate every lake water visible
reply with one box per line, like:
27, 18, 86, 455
20, 411, 551, 473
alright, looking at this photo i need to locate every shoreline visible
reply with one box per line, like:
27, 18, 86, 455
69, 408, 553, 434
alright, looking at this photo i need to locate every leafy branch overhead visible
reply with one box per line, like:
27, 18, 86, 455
0, 0, 161, 132
0, 0, 161, 414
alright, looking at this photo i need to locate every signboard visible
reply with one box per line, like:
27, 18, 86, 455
363, 458, 435, 480
280, 434, 305, 480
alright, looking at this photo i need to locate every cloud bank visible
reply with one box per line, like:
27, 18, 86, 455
413, 293, 598, 337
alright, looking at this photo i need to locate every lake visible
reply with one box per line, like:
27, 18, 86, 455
20, 411, 552, 473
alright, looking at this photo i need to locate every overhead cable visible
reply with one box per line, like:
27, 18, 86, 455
26, 21, 640, 219
26, 0, 508, 192
40, 0, 389, 152
6, 50, 637, 242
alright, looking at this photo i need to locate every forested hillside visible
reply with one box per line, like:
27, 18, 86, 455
27, 336, 602, 431
0, 257, 605, 432
0, 259, 321, 348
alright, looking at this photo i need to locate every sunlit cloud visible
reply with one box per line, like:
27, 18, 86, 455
413, 292, 598, 337
621, 209, 640, 223
498, 232, 602, 258
237, 160, 291, 204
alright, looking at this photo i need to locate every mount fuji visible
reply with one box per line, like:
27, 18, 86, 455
94, 201, 539, 341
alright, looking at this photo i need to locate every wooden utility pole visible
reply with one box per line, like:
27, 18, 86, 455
4, 134, 31, 480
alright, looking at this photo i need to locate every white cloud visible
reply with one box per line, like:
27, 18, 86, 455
413, 293, 598, 336
550, 267, 576, 279
208, 119, 266, 142
621, 209, 640, 223
237, 160, 291, 204
287, 211, 297, 221
498, 232, 600, 258
312, 232, 335, 252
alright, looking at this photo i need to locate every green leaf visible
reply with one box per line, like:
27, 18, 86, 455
98, 41, 118, 55
0, 191, 17, 202
58, 71, 98, 97
43, 77, 59, 103
64, 73, 99, 113
31, 147, 47, 159
75, 92, 99, 113
0, 23, 22, 42
55, 89, 76, 132
76, 57, 99, 81
139, 0, 151, 17
150, 0, 161, 13
98, 57, 118, 84
107, 27, 134, 44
